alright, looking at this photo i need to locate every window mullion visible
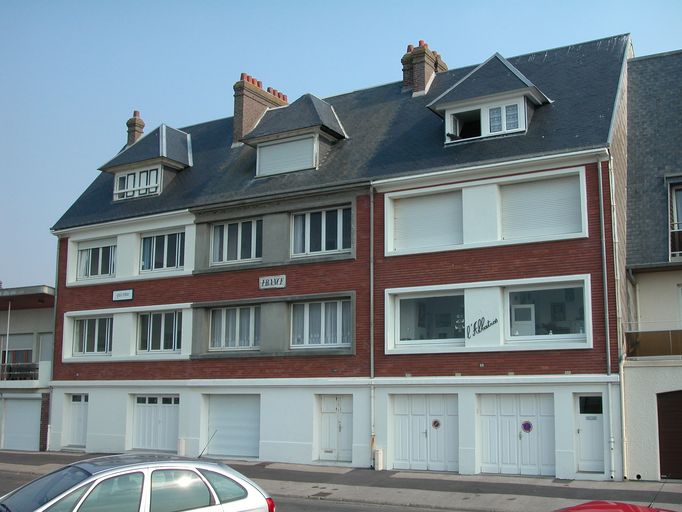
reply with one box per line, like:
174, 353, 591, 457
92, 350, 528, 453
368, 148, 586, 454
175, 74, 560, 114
305, 213, 311, 254
236, 223, 242, 260
251, 222, 257, 259
321, 211, 327, 253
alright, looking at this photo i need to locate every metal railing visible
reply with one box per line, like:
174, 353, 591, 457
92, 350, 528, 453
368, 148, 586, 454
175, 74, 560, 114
0, 362, 39, 381
625, 328, 682, 358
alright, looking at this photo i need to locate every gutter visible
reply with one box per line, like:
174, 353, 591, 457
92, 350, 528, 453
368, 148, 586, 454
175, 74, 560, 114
369, 184, 376, 467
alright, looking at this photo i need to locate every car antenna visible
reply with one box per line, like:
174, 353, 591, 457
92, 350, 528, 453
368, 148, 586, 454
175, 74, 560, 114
198, 430, 217, 459
648, 481, 666, 508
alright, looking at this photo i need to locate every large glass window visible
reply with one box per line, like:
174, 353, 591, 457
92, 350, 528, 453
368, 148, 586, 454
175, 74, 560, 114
398, 294, 465, 343
508, 285, 585, 338
291, 300, 351, 347
150, 470, 211, 512
212, 219, 262, 264
292, 207, 352, 256
74, 317, 112, 354
141, 232, 185, 271
210, 306, 260, 349
77, 244, 116, 279
79, 472, 143, 512
139, 311, 182, 352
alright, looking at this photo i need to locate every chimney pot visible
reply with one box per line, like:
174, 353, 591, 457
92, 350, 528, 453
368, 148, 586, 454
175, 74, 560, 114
240, 72, 247, 80
283, 94, 288, 102
126, 110, 145, 146
267, 87, 273, 93
257, 80, 263, 88
407, 44, 414, 52
419, 39, 425, 47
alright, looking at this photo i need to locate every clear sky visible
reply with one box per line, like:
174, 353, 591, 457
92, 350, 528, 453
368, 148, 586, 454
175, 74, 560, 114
1, 0, 681, 288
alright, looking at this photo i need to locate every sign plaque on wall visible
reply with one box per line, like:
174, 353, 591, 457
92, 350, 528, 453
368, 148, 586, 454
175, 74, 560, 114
113, 289, 134, 301
259, 275, 286, 290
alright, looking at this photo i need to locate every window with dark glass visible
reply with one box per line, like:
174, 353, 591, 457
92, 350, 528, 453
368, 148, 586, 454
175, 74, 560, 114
212, 219, 262, 264
141, 232, 185, 271
139, 311, 182, 352
292, 207, 352, 256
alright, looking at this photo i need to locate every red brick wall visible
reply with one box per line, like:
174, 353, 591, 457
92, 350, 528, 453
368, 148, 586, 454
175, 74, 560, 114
53, 194, 372, 381
373, 162, 621, 377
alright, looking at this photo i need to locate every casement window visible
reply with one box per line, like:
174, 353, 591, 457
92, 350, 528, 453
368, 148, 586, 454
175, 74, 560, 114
292, 207, 352, 256
670, 186, 682, 259
77, 241, 116, 279
74, 317, 112, 355
447, 98, 525, 142
257, 136, 317, 176
393, 191, 463, 252
501, 175, 582, 240
141, 232, 185, 271
114, 167, 160, 200
138, 311, 182, 352
506, 283, 586, 340
291, 300, 351, 347
397, 293, 465, 345
212, 219, 262, 264
210, 306, 260, 350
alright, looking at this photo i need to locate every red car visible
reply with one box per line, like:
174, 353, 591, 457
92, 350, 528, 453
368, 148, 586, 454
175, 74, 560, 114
558, 501, 677, 512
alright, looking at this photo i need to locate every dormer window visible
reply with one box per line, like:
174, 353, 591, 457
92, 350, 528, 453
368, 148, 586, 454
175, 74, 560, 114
256, 135, 317, 177
114, 167, 161, 200
446, 98, 525, 142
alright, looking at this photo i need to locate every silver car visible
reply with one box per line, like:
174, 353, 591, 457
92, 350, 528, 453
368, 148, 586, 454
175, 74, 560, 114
0, 454, 275, 512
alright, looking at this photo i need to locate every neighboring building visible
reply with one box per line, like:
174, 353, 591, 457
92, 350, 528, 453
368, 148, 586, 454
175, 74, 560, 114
624, 50, 682, 481
50, 35, 631, 480
0, 285, 55, 451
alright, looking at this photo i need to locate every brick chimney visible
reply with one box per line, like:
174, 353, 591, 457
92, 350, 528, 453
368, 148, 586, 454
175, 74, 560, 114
233, 73, 288, 144
126, 110, 145, 146
401, 40, 448, 95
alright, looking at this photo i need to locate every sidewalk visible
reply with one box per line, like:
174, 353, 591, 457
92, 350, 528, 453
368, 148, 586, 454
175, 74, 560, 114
1, 451, 681, 512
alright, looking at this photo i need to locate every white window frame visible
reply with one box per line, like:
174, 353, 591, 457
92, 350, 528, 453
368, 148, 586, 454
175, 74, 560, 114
291, 206, 352, 257
140, 230, 185, 272
211, 219, 263, 265
77, 241, 116, 280
290, 300, 352, 348
113, 166, 161, 200
394, 290, 465, 348
138, 311, 182, 353
384, 167, 587, 256
445, 96, 526, 143
504, 281, 589, 344
209, 305, 261, 350
385, 274, 592, 354
256, 134, 318, 177
74, 317, 113, 355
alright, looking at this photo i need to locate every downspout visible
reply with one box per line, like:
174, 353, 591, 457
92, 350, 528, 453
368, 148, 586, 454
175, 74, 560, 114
3, 299, 11, 379
598, 155, 616, 480
369, 184, 376, 467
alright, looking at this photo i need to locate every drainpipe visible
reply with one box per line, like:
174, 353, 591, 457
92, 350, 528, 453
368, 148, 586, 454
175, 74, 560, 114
597, 155, 616, 480
369, 185, 376, 467
3, 299, 11, 379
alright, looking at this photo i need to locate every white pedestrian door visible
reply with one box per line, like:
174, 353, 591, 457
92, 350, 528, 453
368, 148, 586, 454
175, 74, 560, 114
576, 396, 604, 472
208, 395, 260, 458
319, 395, 353, 462
479, 394, 555, 476
393, 394, 458, 471
69, 394, 88, 447
133, 395, 179, 452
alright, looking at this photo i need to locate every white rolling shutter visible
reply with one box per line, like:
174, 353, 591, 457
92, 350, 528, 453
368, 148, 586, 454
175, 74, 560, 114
501, 175, 582, 240
257, 137, 316, 176
393, 191, 463, 251
208, 395, 260, 458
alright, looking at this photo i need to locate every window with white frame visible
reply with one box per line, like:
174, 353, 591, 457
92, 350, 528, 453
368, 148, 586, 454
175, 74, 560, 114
393, 191, 463, 252
212, 219, 262, 264
398, 293, 465, 344
141, 232, 185, 271
446, 98, 525, 142
291, 300, 351, 347
139, 311, 182, 352
114, 167, 160, 200
74, 317, 112, 355
257, 136, 317, 177
210, 306, 260, 350
670, 185, 682, 259
292, 207, 352, 256
77, 241, 116, 279
506, 283, 586, 340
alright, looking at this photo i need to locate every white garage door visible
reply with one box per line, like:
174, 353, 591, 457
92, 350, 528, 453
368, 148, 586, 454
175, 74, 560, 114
133, 395, 179, 452
479, 394, 555, 476
2, 398, 41, 451
393, 394, 458, 471
208, 395, 260, 458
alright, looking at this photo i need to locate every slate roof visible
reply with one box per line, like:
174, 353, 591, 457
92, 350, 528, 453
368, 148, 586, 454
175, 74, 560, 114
627, 50, 682, 267
53, 34, 630, 231
100, 125, 192, 171
428, 53, 551, 111
242, 93, 346, 142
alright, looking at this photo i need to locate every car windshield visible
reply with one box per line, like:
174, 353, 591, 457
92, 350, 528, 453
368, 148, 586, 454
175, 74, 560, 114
1, 466, 91, 512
